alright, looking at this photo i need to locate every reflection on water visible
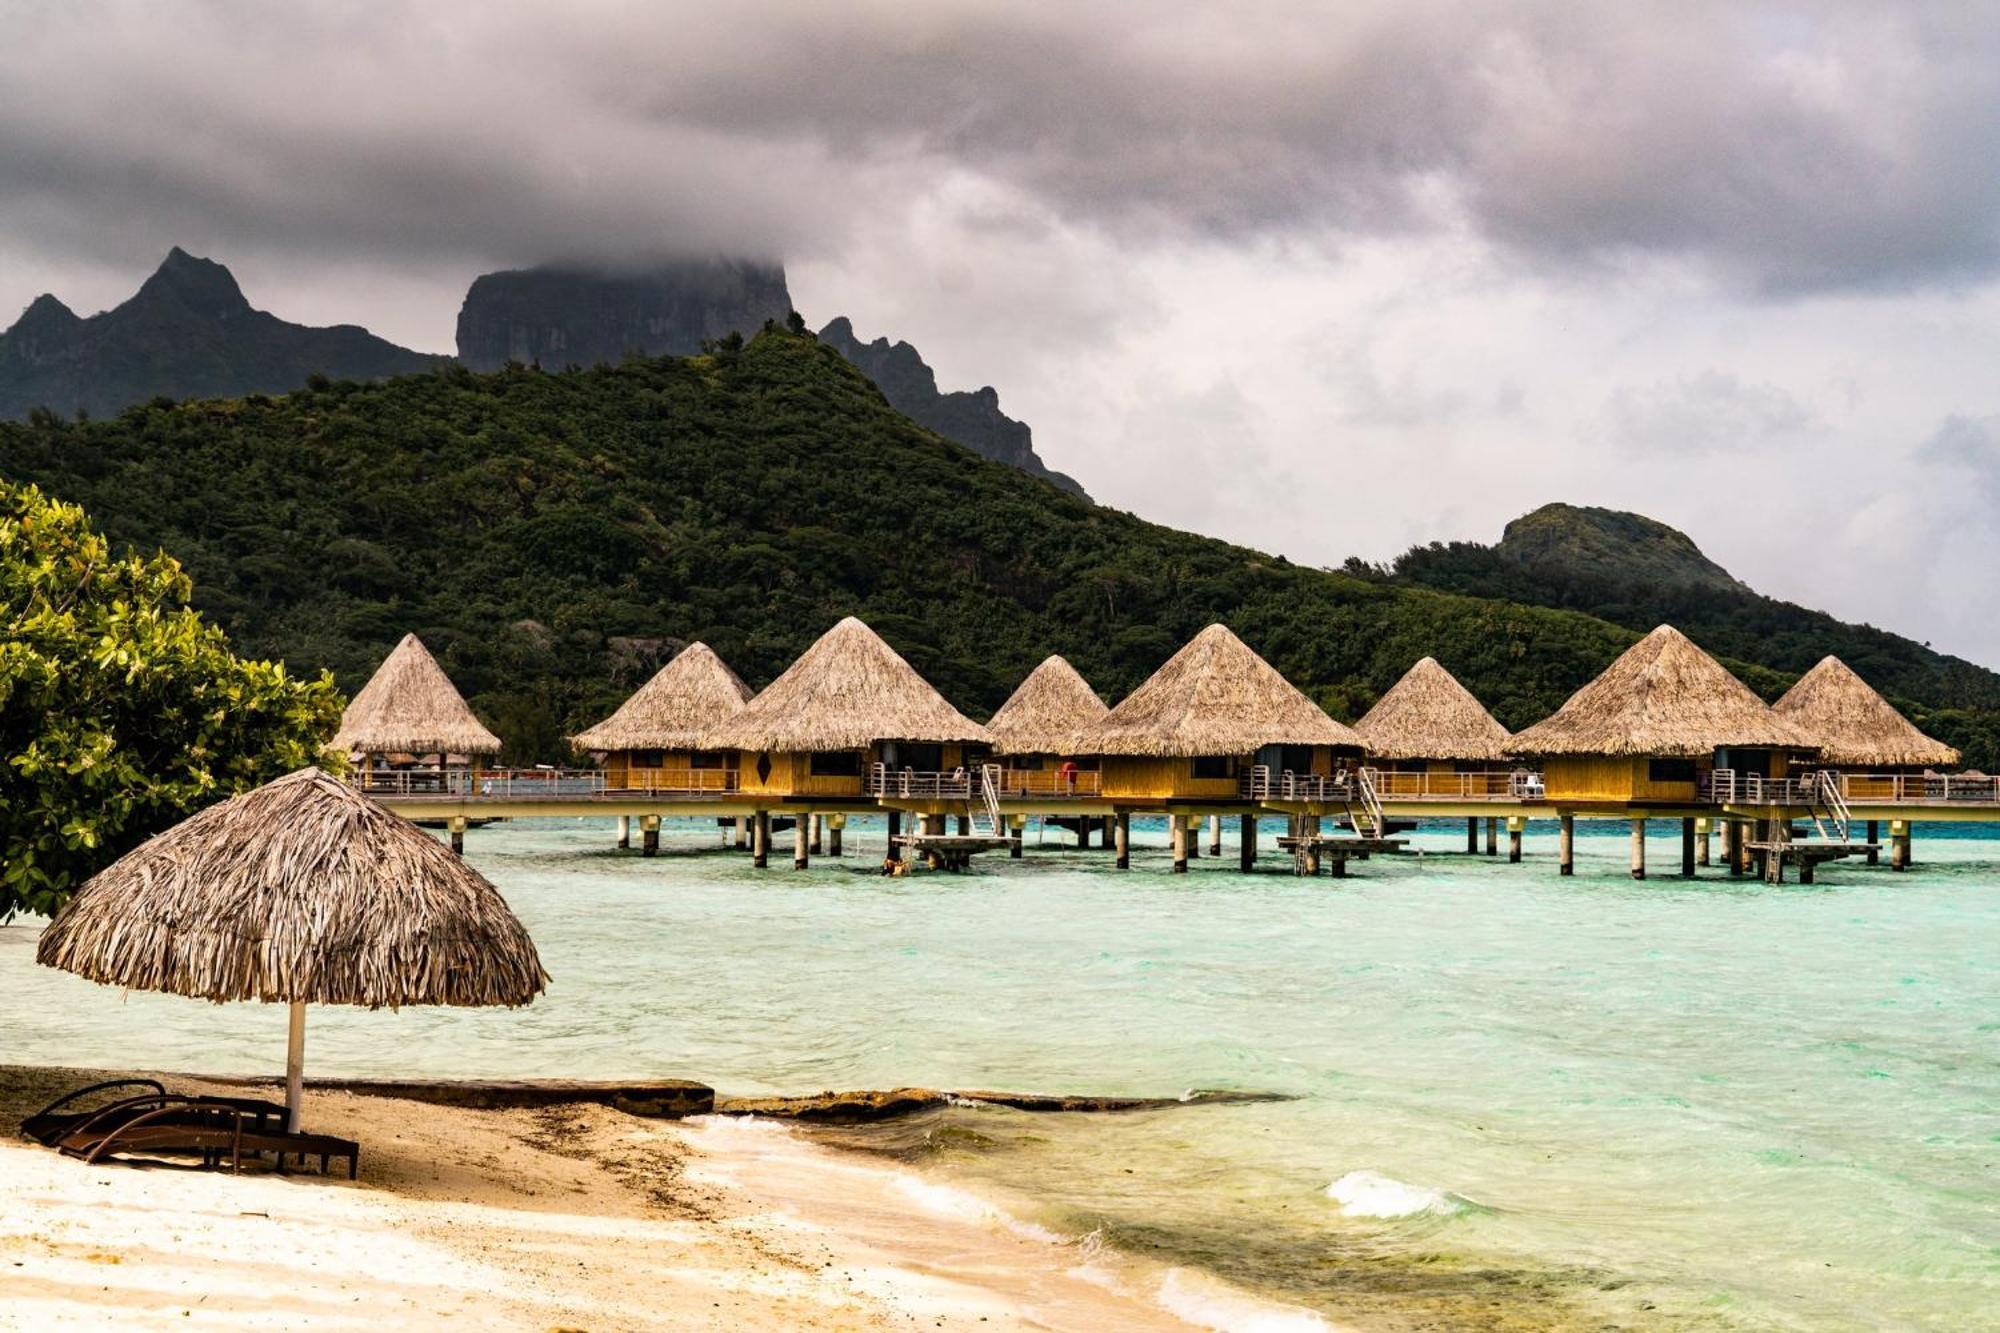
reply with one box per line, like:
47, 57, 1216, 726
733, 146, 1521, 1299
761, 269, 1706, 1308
4, 815, 1996, 1329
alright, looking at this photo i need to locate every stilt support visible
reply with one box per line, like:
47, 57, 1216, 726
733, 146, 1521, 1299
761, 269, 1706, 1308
640, 815, 660, 858
449, 817, 466, 856
1866, 819, 1879, 866
1208, 815, 1222, 857
1891, 820, 1910, 872
829, 815, 844, 858
1559, 814, 1574, 876
1115, 813, 1131, 870
1507, 816, 1523, 864
1696, 817, 1711, 867
886, 810, 903, 866
1010, 814, 1025, 859
1239, 814, 1257, 872
811, 816, 824, 856
794, 814, 810, 870
1466, 817, 1479, 854
617, 814, 630, 850
1680, 817, 1696, 878
1485, 817, 1498, 856
1172, 816, 1188, 874
734, 817, 748, 850
753, 811, 770, 869
1630, 818, 1646, 880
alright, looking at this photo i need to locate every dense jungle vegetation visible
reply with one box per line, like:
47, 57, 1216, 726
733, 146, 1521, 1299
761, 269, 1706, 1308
3, 326, 1992, 768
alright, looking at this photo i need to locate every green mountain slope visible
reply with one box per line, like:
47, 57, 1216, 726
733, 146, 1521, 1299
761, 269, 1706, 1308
1388, 507, 1999, 755
1, 327, 1991, 767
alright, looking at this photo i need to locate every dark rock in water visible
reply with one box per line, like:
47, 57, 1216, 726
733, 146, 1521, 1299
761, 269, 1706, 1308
714, 1086, 1296, 1123
715, 1087, 948, 1124
0, 247, 442, 420
818, 316, 1087, 497
457, 259, 794, 371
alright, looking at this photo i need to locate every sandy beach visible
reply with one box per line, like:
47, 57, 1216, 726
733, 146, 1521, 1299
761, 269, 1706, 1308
0, 1066, 1234, 1332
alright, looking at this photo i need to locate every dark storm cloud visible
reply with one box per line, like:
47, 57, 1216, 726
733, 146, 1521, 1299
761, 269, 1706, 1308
1, 1, 1996, 292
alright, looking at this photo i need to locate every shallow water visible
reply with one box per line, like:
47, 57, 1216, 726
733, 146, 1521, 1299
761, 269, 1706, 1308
3, 816, 1995, 1329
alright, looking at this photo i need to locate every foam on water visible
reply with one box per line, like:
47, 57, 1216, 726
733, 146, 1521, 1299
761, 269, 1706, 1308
892, 1174, 1071, 1244
1324, 1169, 1466, 1219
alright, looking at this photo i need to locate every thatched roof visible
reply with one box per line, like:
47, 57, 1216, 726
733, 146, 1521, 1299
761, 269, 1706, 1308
1773, 656, 1959, 768
570, 642, 752, 752
1075, 624, 1362, 758
701, 617, 992, 752
332, 633, 501, 757
1354, 657, 1512, 761
986, 656, 1109, 756
1509, 625, 1816, 757
38, 768, 547, 1009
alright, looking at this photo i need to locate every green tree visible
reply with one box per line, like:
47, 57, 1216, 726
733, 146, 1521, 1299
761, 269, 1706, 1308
1, 481, 344, 919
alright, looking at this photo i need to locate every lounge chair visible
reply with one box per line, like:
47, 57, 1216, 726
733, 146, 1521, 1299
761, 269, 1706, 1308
22, 1079, 289, 1147
52, 1098, 359, 1179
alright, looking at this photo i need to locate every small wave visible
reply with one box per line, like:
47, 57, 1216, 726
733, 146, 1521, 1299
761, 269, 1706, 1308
1156, 1268, 1336, 1331
1325, 1169, 1466, 1219
890, 1174, 1070, 1245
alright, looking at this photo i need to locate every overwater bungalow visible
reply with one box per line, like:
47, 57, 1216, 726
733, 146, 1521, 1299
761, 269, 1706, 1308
985, 655, 1109, 799
1772, 656, 1959, 789
569, 642, 753, 794
1078, 622, 1364, 814
1508, 625, 1816, 876
332, 633, 500, 794
1773, 657, 1962, 869
1353, 657, 1517, 798
700, 617, 992, 864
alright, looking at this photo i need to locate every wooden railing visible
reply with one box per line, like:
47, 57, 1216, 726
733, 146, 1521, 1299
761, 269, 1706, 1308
866, 765, 972, 800
1368, 770, 1542, 801
609, 767, 739, 794
990, 769, 1103, 799
352, 768, 606, 798
1833, 772, 2000, 805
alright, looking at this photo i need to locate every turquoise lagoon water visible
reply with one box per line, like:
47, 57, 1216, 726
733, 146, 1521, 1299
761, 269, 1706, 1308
3, 816, 1995, 1329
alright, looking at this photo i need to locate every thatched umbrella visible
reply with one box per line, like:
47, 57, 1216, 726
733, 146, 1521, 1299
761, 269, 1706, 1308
331, 633, 501, 758
37, 768, 546, 1132
986, 655, 1109, 756
1773, 656, 1959, 768
570, 641, 752, 752
1510, 625, 1814, 756
1353, 657, 1512, 762
1077, 624, 1362, 756
702, 616, 991, 751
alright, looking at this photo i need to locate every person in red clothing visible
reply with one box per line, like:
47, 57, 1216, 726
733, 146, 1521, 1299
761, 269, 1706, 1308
1059, 759, 1078, 794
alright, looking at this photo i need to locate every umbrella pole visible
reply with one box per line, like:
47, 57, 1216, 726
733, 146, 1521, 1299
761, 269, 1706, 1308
285, 1001, 306, 1134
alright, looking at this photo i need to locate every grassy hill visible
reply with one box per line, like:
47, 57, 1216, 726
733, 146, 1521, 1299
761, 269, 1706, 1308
2, 326, 1992, 767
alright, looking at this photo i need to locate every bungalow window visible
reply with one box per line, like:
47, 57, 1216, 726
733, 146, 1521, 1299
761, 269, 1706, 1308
809, 751, 863, 777
689, 751, 729, 770
1010, 756, 1045, 770
1190, 755, 1234, 780
1648, 758, 1698, 783
632, 750, 665, 769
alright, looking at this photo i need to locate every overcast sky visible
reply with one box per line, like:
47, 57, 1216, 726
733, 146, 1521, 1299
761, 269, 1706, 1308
5, 2, 2000, 665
